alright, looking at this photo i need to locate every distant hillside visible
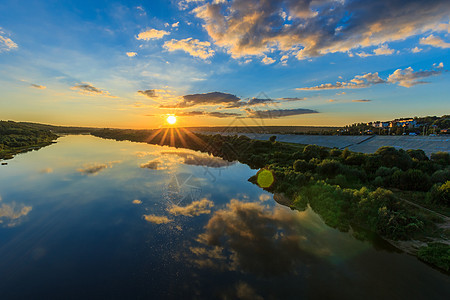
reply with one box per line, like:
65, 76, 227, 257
20, 122, 97, 134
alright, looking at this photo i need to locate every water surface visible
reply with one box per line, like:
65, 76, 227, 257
0, 135, 449, 299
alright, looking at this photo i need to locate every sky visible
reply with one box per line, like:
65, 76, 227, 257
0, 0, 449, 129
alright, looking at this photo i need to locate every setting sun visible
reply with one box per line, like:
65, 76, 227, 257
166, 115, 177, 125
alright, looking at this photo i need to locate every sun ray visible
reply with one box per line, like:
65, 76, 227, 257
159, 128, 169, 146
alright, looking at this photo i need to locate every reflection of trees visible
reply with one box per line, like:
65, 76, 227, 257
191, 199, 323, 276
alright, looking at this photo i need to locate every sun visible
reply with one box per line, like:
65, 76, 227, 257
166, 115, 177, 125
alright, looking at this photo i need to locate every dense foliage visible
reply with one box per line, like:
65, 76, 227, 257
0, 121, 58, 159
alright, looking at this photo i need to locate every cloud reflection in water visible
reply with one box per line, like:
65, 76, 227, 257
191, 199, 333, 276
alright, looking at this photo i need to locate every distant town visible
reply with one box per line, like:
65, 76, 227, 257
338, 115, 449, 136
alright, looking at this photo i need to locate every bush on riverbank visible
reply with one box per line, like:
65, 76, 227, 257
418, 243, 450, 271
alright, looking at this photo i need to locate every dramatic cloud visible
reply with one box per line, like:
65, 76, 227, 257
77, 161, 119, 175
192, 0, 450, 60
143, 214, 172, 224
352, 99, 372, 102
168, 198, 214, 217
71, 83, 115, 97
245, 108, 318, 119
0, 28, 18, 53
136, 28, 170, 41
297, 73, 385, 90
161, 92, 240, 108
0, 196, 32, 227
387, 64, 444, 87
30, 84, 46, 89
164, 38, 214, 59
126, 52, 137, 57
420, 35, 450, 49
137, 89, 157, 98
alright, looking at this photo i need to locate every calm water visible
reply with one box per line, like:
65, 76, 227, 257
0, 135, 449, 299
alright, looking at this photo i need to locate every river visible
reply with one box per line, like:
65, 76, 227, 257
0, 135, 449, 299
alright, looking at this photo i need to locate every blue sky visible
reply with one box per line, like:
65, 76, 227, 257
0, 0, 449, 128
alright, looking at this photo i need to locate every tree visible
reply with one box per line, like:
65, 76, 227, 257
407, 149, 428, 161
293, 159, 313, 172
375, 146, 412, 170
269, 135, 277, 143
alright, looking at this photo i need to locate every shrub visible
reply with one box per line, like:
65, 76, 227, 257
316, 160, 342, 177
269, 135, 277, 143
303, 144, 321, 160
374, 146, 412, 170
341, 148, 350, 159
430, 152, 450, 164
392, 169, 432, 191
431, 169, 450, 184
418, 243, 450, 271
330, 148, 342, 157
406, 149, 428, 161
344, 153, 366, 166
430, 181, 450, 206
377, 207, 424, 240
293, 159, 313, 172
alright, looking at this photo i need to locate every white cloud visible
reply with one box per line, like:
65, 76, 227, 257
262, 56, 275, 64
178, 0, 205, 10
0, 28, 18, 53
163, 38, 214, 59
420, 34, 450, 49
126, 52, 137, 57
297, 72, 385, 90
386, 64, 443, 87
356, 44, 395, 57
298, 63, 444, 90
411, 47, 422, 53
136, 29, 170, 41
172, 22, 180, 28
373, 44, 395, 56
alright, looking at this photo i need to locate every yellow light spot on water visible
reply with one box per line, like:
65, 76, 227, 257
257, 169, 274, 188
167, 115, 177, 125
